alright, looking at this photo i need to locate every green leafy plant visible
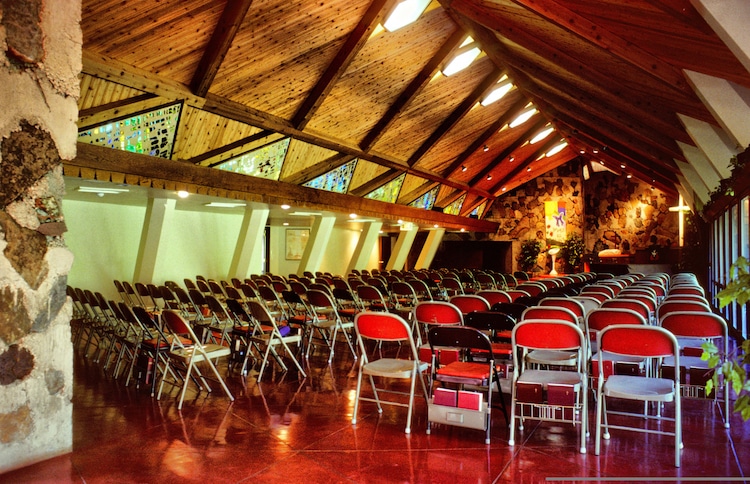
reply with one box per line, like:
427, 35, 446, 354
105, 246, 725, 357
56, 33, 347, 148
518, 239, 544, 273
560, 232, 585, 270
702, 256, 750, 420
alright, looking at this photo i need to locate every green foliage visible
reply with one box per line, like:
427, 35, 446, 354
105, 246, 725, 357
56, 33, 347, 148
560, 233, 585, 269
703, 339, 750, 421
716, 256, 750, 308
702, 256, 750, 421
518, 239, 544, 272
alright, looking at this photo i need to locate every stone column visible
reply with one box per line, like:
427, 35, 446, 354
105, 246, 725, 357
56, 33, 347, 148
0, 0, 81, 472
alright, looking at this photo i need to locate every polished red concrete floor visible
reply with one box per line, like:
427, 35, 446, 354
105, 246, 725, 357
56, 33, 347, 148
4, 346, 750, 483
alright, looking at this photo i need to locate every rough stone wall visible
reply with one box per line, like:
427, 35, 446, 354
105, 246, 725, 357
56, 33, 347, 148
0, 0, 81, 472
583, 171, 678, 254
486, 162, 584, 272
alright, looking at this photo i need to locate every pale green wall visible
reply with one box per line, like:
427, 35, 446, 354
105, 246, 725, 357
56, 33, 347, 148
65, 199, 379, 298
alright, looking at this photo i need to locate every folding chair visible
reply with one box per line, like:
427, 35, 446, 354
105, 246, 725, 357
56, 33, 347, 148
156, 310, 234, 410
509, 319, 588, 453
476, 290, 512, 306
594, 324, 682, 467
427, 325, 507, 443
246, 300, 307, 382
351, 311, 429, 434
660, 311, 730, 428
521, 306, 582, 368
307, 289, 357, 362
449, 294, 491, 315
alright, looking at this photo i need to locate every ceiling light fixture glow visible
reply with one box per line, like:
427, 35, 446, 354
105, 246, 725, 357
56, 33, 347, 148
545, 140, 568, 157
509, 107, 537, 128
280, 204, 291, 210
204, 202, 246, 208
481, 81, 514, 106
442, 40, 481, 76
177, 190, 189, 198
382, 0, 431, 32
76, 186, 130, 195
530, 126, 555, 144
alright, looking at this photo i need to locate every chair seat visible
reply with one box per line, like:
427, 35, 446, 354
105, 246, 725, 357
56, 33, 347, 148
169, 344, 231, 363
603, 375, 675, 401
363, 358, 428, 379
436, 361, 490, 380
526, 349, 577, 366
517, 369, 583, 389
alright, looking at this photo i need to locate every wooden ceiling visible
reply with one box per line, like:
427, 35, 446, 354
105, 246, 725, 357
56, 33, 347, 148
73, 0, 750, 226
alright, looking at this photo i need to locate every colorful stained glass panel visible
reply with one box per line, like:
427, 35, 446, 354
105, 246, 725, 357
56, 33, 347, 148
408, 186, 438, 210
78, 102, 182, 159
215, 138, 290, 180
365, 173, 405, 203
303, 159, 358, 193
443, 194, 466, 215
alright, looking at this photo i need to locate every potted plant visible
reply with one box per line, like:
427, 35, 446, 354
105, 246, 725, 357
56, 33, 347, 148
703, 256, 750, 420
518, 239, 544, 274
560, 233, 585, 273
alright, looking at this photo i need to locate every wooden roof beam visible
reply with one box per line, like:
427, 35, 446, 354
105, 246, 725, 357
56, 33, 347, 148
360, 28, 466, 151
349, 169, 402, 198
441, 95, 529, 177
468, 116, 547, 186
281, 153, 356, 185
82, 50, 495, 200
489, 134, 562, 193
407, 67, 505, 167
291, 0, 391, 130
189, 0, 254, 97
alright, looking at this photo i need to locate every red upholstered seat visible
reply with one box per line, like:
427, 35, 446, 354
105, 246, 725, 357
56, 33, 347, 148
436, 361, 490, 379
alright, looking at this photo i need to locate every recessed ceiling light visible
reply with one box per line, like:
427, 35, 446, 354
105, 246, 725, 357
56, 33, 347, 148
349, 213, 358, 219
204, 202, 246, 208
280, 204, 291, 210
77, 186, 129, 195
177, 190, 189, 198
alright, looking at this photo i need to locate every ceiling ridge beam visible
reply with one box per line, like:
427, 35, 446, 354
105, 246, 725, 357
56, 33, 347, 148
468, 117, 547, 185
408, 67, 505, 167
503, 0, 694, 97
282, 153, 356, 185
82, 49, 495, 200
190, 0, 255, 97
360, 28, 466, 151
69, 143, 500, 232
441, 95, 528, 177
291, 0, 391, 130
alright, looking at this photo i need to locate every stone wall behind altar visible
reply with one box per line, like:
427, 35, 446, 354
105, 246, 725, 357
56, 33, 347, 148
484, 160, 679, 272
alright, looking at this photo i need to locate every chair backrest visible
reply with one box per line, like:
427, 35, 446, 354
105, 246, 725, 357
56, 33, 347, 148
307, 288, 337, 311
449, 294, 491, 314
512, 320, 585, 361
441, 277, 464, 295
581, 284, 615, 299
668, 285, 705, 297
660, 311, 727, 342
356, 284, 389, 309
539, 297, 585, 320
413, 301, 464, 326
355, 311, 412, 342
196, 278, 211, 294
521, 306, 578, 324
656, 300, 711, 320
505, 289, 531, 302
392, 281, 418, 305
615, 292, 656, 312
407, 278, 433, 301
662, 294, 709, 306
476, 290, 512, 306
428, 325, 493, 355
586, 307, 647, 334
600, 298, 651, 321
598, 324, 677, 360
463, 310, 515, 333
490, 302, 528, 320
515, 282, 545, 297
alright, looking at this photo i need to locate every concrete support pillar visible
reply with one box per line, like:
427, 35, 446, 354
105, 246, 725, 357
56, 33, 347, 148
386, 226, 419, 271
675, 159, 711, 204
299, 214, 336, 275
676, 141, 723, 194
134, 197, 175, 282
229, 205, 269, 279
678, 114, 737, 179
346, 221, 382, 274
691, 0, 750, 74
415, 228, 445, 270
684, 70, 750, 149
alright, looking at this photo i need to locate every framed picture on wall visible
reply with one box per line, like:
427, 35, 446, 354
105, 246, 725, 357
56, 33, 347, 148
285, 228, 309, 260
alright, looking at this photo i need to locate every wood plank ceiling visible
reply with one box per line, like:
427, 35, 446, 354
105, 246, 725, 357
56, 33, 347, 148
73, 0, 750, 229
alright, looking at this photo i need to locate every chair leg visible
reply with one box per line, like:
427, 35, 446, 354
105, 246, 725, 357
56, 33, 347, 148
404, 368, 417, 434
352, 365, 364, 425
508, 386, 517, 446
